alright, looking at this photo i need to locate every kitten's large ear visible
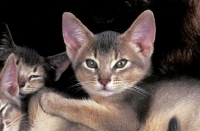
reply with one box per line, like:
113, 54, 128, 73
45, 52, 71, 81
123, 10, 156, 58
62, 12, 94, 61
0, 53, 19, 97
0, 23, 16, 51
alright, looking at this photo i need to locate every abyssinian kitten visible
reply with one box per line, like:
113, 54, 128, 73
0, 53, 23, 131
40, 10, 155, 130
0, 53, 79, 131
0, 22, 71, 99
40, 10, 200, 130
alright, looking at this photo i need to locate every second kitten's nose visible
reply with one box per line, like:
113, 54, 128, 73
18, 80, 25, 88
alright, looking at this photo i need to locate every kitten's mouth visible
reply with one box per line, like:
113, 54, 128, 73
97, 87, 114, 97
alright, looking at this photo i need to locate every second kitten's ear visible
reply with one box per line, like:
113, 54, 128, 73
0, 53, 19, 97
62, 12, 94, 61
45, 52, 71, 81
0, 23, 16, 52
122, 10, 156, 58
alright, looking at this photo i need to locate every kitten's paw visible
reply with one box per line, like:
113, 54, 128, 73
40, 92, 61, 114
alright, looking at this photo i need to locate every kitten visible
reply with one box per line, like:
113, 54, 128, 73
40, 10, 155, 130
0, 53, 79, 131
0, 22, 71, 99
0, 53, 23, 131
40, 10, 200, 130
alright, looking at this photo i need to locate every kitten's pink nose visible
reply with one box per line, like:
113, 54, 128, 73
98, 79, 111, 86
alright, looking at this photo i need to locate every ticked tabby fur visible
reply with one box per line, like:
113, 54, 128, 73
41, 10, 200, 131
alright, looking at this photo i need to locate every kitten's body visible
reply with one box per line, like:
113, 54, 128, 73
40, 10, 200, 131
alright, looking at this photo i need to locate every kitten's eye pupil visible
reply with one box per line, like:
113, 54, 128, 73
115, 60, 127, 68
86, 59, 98, 68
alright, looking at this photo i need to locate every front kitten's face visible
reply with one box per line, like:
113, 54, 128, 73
74, 32, 151, 96
62, 10, 155, 97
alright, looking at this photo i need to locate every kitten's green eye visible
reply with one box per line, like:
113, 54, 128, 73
86, 59, 98, 68
115, 59, 127, 68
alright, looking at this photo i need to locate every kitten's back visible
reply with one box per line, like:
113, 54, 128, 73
139, 77, 200, 131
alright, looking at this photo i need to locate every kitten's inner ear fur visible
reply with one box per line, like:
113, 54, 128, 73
122, 10, 156, 58
62, 12, 94, 61
0, 53, 19, 97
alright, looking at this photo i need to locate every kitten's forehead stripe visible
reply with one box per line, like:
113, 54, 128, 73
94, 49, 97, 58
115, 51, 118, 60
33, 66, 37, 73
16, 59, 19, 65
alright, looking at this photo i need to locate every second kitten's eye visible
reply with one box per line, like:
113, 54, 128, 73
115, 59, 127, 68
29, 75, 40, 79
0, 103, 8, 113
86, 59, 98, 68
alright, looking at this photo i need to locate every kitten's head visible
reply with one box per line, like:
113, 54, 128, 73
14, 48, 70, 98
62, 10, 155, 97
0, 23, 71, 98
0, 53, 22, 131
14, 47, 48, 97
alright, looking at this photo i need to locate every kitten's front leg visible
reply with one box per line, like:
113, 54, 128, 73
40, 92, 113, 130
